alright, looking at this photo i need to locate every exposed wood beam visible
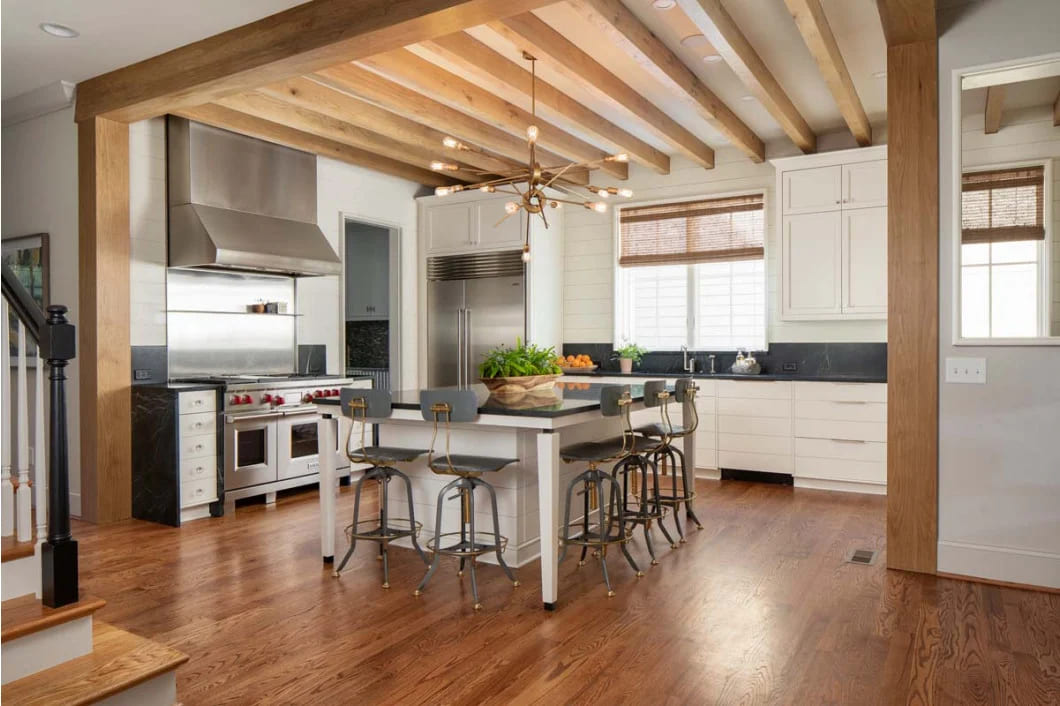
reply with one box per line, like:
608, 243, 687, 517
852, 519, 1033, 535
420, 32, 671, 174
875, 0, 936, 45
492, 14, 716, 168
674, 0, 814, 154
216, 91, 481, 182
984, 85, 1005, 134
313, 63, 589, 184
175, 104, 454, 187
784, 0, 872, 146
78, 117, 131, 523
359, 49, 629, 180
259, 76, 522, 176
1054, 92, 1060, 126
75, 0, 558, 123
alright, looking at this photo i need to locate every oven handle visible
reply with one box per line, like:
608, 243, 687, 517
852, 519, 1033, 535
282, 408, 321, 417
225, 412, 284, 423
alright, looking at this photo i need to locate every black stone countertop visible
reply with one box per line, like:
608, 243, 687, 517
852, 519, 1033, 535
316, 382, 652, 418
136, 382, 225, 392
560, 370, 886, 384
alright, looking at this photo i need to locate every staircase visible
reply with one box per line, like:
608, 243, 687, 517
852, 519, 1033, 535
2, 264, 188, 703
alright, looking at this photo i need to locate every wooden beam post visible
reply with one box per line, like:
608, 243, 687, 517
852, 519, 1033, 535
78, 117, 131, 524
984, 85, 1005, 134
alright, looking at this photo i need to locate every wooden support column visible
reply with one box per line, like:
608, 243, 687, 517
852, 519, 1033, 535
78, 117, 131, 523
884, 37, 938, 574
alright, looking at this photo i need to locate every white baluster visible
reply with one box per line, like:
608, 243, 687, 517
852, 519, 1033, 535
35, 351, 47, 545
16, 321, 32, 541
1, 299, 13, 536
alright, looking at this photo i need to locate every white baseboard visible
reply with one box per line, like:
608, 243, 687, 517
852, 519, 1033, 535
938, 540, 1060, 590
1, 614, 94, 684
694, 468, 720, 480
794, 478, 886, 495
1, 554, 38, 601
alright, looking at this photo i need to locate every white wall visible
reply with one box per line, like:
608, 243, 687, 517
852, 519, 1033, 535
562, 131, 888, 346
129, 118, 168, 345
938, 0, 1060, 588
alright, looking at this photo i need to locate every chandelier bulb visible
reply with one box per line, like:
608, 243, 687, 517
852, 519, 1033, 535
480, 185, 496, 193
435, 186, 451, 196
527, 125, 539, 143
442, 136, 460, 149
618, 188, 633, 198
550, 201, 561, 209
505, 201, 520, 215
608, 153, 629, 163
584, 201, 608, 213
521, 244, 531, 263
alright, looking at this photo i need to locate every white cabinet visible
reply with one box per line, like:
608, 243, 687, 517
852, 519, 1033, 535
476, 200, 526, 250
423, 197, 527, 254
177, 390, 218, 518
773, 146, 888, 321
346, 226, 389, 320
716, 380, 793, 474
425, 202, 474, 252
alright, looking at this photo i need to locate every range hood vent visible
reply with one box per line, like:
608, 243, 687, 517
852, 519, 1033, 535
167, 116, 340, 277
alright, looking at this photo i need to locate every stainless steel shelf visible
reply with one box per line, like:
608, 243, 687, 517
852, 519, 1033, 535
166, 309, 302, 316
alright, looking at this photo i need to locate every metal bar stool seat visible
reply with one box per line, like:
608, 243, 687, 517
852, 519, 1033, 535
333, 389, 430, 589
559, 385, 643, 597
414, 390, 519, 611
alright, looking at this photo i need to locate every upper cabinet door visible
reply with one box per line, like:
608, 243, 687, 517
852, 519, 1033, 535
426, 203, 474, 253
842, 160, 887, 210
783, 166, 842, 215
842, 207, 888, 316
476, 199, 526, 249
782, 211, 843, 318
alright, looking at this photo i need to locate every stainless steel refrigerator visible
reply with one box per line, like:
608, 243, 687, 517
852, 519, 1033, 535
427, 250, 526, 387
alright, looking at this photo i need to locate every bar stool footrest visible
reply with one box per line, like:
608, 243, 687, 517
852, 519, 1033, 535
561, 525, 634, 547
655, 491, 696, 504
344, 518, 422, 543
426, 532, 508, 557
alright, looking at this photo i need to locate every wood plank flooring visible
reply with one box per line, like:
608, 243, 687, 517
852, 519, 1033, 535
71, 479, 1060, 705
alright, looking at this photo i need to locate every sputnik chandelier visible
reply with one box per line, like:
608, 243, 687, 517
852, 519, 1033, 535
430, 52, 633, 262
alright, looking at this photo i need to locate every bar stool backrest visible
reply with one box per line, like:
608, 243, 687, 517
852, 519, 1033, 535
672, 378, 699, 437
419, 389, 479, 474
642, 379, 674, 437
599, 384, 636, 457
341, 388, 392, 464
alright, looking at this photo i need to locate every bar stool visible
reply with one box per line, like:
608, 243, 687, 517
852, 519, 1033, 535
414, 389, 519, 611
610, 380, 678, 565
333, 388, 429, 588
559, 385, 643, 597
638, 378, 703, 542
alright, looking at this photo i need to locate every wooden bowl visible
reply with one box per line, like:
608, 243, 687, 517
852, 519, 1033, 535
560, 365, 598, 374
478, 373, 560, 397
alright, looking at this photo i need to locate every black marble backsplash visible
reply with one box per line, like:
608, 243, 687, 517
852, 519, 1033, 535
346, 320, 389, 368
562, 342, 887, 379
131, 345, 167, 384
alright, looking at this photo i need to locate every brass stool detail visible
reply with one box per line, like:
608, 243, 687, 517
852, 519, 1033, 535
637, 378, 703, 542
413, 390, 518, 611
559, 385, 643, 597
333, 389, 429, 588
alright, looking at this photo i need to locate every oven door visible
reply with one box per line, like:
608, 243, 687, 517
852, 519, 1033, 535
277, 411, 346, 481
224, 412, 279, 490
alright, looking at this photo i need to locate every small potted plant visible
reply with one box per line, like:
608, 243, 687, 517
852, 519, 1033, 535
478, 338, 562, 397
613, 341, 647, 374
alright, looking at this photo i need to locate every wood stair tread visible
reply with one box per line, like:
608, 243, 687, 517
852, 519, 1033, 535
1, 594, 107, 643
1, 621, 189, 706
1, 533, 37, 563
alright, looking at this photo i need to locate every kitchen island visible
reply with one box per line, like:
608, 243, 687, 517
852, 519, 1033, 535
315, 381, 694, 609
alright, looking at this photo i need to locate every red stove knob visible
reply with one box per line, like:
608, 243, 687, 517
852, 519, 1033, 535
230, 395, 242, 405
303, 394, 314, 403
314, 389, 323, 398
262, 393, 273, 403
241, 394, 252, 404
331, 388, 340, 396
274, 395, 285, 405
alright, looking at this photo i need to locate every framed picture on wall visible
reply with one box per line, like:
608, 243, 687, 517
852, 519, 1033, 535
2, 233, 50, 364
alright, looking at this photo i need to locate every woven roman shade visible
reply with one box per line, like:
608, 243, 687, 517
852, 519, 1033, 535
619, 194, 765, 267
961, 166, 1045, 244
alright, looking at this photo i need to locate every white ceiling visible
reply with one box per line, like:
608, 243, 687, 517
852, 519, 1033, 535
1, 0, 304, 101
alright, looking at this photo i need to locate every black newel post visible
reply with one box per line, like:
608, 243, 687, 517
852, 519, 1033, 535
40, 305, 78, 608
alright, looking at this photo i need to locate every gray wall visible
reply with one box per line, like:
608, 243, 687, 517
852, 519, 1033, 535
938, 0, 1060, 588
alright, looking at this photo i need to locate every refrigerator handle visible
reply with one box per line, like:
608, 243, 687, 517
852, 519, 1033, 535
465, 309, 473, 385
456, 309, 464, 387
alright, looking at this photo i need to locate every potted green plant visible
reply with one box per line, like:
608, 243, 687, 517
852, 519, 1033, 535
613, 341, 647, 374
478, 339, 563, 397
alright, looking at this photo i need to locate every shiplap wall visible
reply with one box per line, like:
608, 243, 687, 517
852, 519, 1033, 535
129, 118, 168, 345
961, 103, 1060, 336
563, 134, 888, 346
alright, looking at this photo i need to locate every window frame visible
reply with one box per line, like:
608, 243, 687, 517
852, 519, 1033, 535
612, 189, 769, 351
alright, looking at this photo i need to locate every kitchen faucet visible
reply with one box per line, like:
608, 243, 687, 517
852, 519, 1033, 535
681, 345, 696, 373
708, 354, 716, 374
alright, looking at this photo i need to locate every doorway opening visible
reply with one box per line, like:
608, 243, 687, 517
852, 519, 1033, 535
343, 218, 400, 390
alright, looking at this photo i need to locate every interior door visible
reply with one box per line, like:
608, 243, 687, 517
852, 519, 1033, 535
465, 275, 525, 382
428, 279, 465, 387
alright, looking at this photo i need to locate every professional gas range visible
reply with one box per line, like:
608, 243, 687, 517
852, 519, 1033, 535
172, 374, 368, 508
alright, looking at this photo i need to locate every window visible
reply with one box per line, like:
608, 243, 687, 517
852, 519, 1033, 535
960, 165, 1047, 337
616, 194, 766, 351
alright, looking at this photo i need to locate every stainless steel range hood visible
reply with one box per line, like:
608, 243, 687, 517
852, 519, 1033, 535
167, 116, 341, 277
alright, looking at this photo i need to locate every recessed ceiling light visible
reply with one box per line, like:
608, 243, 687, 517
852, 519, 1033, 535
652, 0, 676, 8
39, 22, 79, 38
703, 54, 723, 64
680, 34, 710, 49
872, 71, 887, 79
740, 95, 755, 102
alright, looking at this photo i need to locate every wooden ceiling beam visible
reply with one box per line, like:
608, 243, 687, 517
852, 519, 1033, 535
984, 85, 1005, 134
75, 0, 559, 123
420, 32, 671, 174
259, 76, 521, 177
313, 63, 589, 185
675, 0, 815, 154
492, 13, 716, 168
784, 0, 872, 146
875, 0, 937, 46
358, 49, 629, 180
215, 91, 482, 182
174, 103, 454, 187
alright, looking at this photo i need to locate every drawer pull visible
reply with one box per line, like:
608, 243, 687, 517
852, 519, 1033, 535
833, 400, 868, 405
194, 444, 204, 451
830, 438, 867, 444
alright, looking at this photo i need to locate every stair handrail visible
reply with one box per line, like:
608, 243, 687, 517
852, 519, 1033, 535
1, 263, 45, 343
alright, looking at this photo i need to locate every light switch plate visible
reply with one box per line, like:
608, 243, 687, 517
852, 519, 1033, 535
945, 357, 987, 384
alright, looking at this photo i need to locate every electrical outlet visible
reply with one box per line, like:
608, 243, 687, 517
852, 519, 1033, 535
782, 362, 798, 372
133, 369, 152, 381
945, 357, 986, 384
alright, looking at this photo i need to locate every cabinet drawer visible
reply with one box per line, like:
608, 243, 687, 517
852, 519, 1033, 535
179, 412, 215, 438
692, 379, 716, 398
717, 397, 791, 418
718, 415, 791, 437
717, 380, 792, 399
794, 381, 886, 403
180, 457, 216, 483
794, 400, 886, 424
180, 433, 216, 460
694, 413, 716, 433
794, 418, 885, 443
181, 476, 217, 509
719, 432, 792, 455
794, 457, 885, 484
795, 437, 886, 463
179, 390, 216, 415
695, 447, 718, 470
718, 450, 793, 474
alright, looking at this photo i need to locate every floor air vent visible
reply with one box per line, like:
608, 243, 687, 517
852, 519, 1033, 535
846, 549, 878, 565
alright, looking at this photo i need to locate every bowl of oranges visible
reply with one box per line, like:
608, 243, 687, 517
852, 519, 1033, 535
556, 354, 598, 374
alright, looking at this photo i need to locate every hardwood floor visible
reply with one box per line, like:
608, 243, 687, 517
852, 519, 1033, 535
72, 479, 1060, 705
